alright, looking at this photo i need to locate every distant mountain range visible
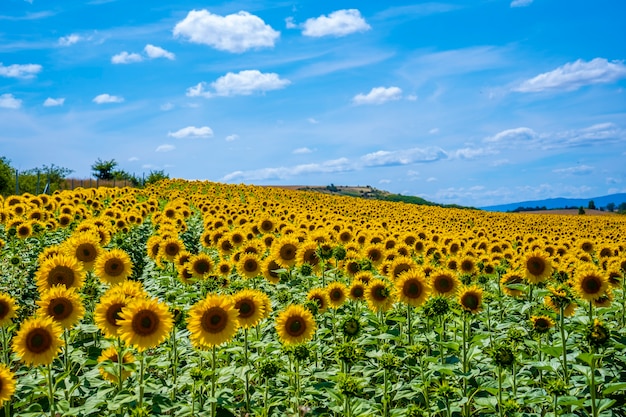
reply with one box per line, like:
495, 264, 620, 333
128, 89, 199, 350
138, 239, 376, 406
481, 193, 626, 212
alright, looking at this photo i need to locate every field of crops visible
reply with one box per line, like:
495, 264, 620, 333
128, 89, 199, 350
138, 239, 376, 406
1, 180, 625, 417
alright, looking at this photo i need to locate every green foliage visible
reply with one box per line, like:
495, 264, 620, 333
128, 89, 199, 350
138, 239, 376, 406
91, 158, 118, 180
18, 164, 73, 194
588, 200, 596, 210
145, 170, 170, 185
0, 156, 14, 195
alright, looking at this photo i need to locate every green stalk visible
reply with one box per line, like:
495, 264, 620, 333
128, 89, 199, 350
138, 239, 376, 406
244, 328, 250, 414
407, 305, 413, 346
439, 316, 445, 365
559, 306, 569, 384
211, 345, 217, 417
383, 368, 389, 417
263, 376, 269, 417
590, 351, 598, 417
497, 365, 503, 417
1, 326, 9, 364
462, 314, 469, 417
294, 357, 301, 416
420, 358, 431, 417
191, 380, 196, 417
63, 328, 70, 374
171, 328, 178, 402
138, 352, 145, 408
47, 363, 55, 417
117, 337, 124, 392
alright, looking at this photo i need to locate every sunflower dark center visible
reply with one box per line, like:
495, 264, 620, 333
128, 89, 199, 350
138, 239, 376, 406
26, 328, 52, 354
244, 259, 258, 272
330, 290, 342, 301
201, 307, 228, 333
461, 293, 479, 310
280, 244, 297, 260
527, 257, 545, 275
165, 244, 179, 256
106, 303, 125, 327
48, 266, 75, 288
285, 317, 305, 337
104, 259, 123, 277
237, 300, 255, 318
405, 281, 422, 298
351, 287, 364, 298
582, 276, 601, 294
194, 260, 210, 274
77, 244, 97, 262
434, 276, 453, 293
132, 310, 159, 336
373, 285, 388, 301
50, 298, 73, 320
0, 302, 7, 318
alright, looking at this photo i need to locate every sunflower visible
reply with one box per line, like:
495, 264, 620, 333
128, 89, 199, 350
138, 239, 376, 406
146, 235, 163, 260
459, 256, 477, 275
531, 315, 555, 334
271, 236, 300, 268
232, 289, 266, 328
187, 294, 240, 348
94, 249, 133, 285
296, 241, 321, 268
117, 297, 173, 352
348, 281, 366, 301
326, 282, 348, 309
98, 345, 136, 383
12, 315, 64, 366
0, 292, 18, 327
362, 243, 385, 266
236, 253, 262, 279
159, 238, 185, 262
365, 278, 395, 313
36, 254, 85, 291
216, 260, 233, 277
458, 285, 483, 314
544, 285, 578, 317
37, 285, 85, 329
62, 232, 101, 271
107, 280, 147, 300
257, 216, 276, 234
523, 250, 553, 284
306, 288, 330, 313
430, 269, 460, 297
94, 293, 130, 338
500, 271, 525, 297
572, 264, 609, 302
188, 253, 214, 280
16, 221, 33, 239
395, 270, 430, 308
388, 256, 416, 281
0, 363, 16, 407
275, 304, 317, 346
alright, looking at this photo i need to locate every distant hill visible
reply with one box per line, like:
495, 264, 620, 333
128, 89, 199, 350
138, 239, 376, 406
481, 193, 626, 212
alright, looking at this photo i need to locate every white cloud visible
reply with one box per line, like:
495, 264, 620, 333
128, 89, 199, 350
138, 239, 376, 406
293, 147, 313, 154
553, 165, 593, 175
302, 9, 371, 38
128, 157, 139, 162
429, 128, 440, 134
93, 94, 124, 104
452, 147, 498, 159
353, 86, 402, 105
484, 127, 537, 143
43, 97, 65, 107
307, 117, 319, 124
0, 93, 22, 109
111, 51, 143, 64
160, 102, 174, 111
225, 134, 239, 142
144, 44, 175, 60
186, 70, 290, 98
514, 58, 626, 93
0, 62, 42, 79
221, 158, 352, 182
510, 0, 533, 7
168, 126, 213, 139
173, 9, 279, 53
379, 179, 391, 184
406, 94, 418, 101
285, 17, 297, 29
58, 34, 81, 46
361, 147, 447, 166
156, 144, 176, 152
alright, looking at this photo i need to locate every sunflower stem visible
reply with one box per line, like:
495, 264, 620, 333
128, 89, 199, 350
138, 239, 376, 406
47, 362, 55, 417
171, 328, 178, 402
407, 304, 413, 346
211, 345, 217, 417
138, 351, 145, 409
1, 326, 9, 365
191, 380, 196, 417
420, 357, 431, 417
117, 337, 124, 392
294, 357, 301, 417
244, 328, 250, 414
590, 350, 598, 417
497, 365, 503, 417
462, 314, 469, 417
383, 367, 389, 417
263, 376, 269, 417
558, 306, 569, 385
63, 328, 70, 374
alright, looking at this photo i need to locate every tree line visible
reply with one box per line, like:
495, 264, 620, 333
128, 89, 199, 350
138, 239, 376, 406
0, 156, 169, 196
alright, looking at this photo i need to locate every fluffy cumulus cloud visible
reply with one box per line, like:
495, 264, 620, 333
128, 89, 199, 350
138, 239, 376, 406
451, 147, 498, 160
514, 58, 626, 93
186, 70, 290, 98
58, 34, 81, 46
0, 93, 22, 109
353, 86, 402, 105
361, 147, 447, 166
93, 94, 124, 104
225, 134, 239, 141
156, 144, 176, 152
168, 126, 214, 139
221, 158, 352, 182
43, 97, 65, 107
302, 9, 371, 37
0, 62, 42, 79
293, 147, 313, 154
144, 44, 175, 60
111, 52, 143, 64
510, 0, 533, 7
173, 10, 280, 53
553, 165, 593, 175
484, 127, 537, 144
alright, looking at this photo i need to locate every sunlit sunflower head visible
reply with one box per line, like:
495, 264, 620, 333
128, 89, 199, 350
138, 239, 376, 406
159, 238, 185, 262
275, 304, 316, 346
430, 269, 460, 297
257, 215, 276, 234
117, 297, 173, 352
365, 278, 396, 313
236, 252, 262, 279
271, 236, 300, 268
459, 255, 477, 275
107, 280, 147, 300
326, 282, 348, 308
531, 315, 555, 334
544, 285, 577, 317
354, 271, 374, 285
388, 256, 416, 281
36, 254, 86, 292
0, 292, 19, 327
500, 270, 525, 297
232, 289, 266, 328
16, 221, 33, 239
296, 241, 321, 268
261, 257, 282, 284
62, 232, 101, 271
94, 248, 134, 285
37, 285, 85, 329
94, 293, 129, 338
592, 290, 613, 308
395, 270, 431, 308
362, 243, 385, 266
306, 288, 330, 313
0, 363, 16, 407
189, 253, 214, 280
146, 235, 163, 260
348, 280, 366, 301
98, 345, 136, 383
187, 294, 240, 349
572, 263, 609, 302
523, 250, 553, 284
579, 239, 594, 254
458, 285, 483, 314
12, 315, 64, 367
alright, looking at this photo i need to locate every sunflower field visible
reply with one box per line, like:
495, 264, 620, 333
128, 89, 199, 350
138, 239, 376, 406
0, 180, 625, 417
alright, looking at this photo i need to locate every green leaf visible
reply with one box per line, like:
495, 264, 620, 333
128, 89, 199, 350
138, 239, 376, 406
602, 382, 626, 395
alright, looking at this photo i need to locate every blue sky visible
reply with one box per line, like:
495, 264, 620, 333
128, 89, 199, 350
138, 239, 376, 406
1, 0, 625, 207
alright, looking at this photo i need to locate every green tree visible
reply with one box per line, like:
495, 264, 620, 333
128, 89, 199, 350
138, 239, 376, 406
587, 200, 596, 210
91, 158, 118, 180
145, 170, 170, 185
606, 202, 615, 212
578, 206, 586, 215
0, 156, 15, 196
19, 164, 74, 194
